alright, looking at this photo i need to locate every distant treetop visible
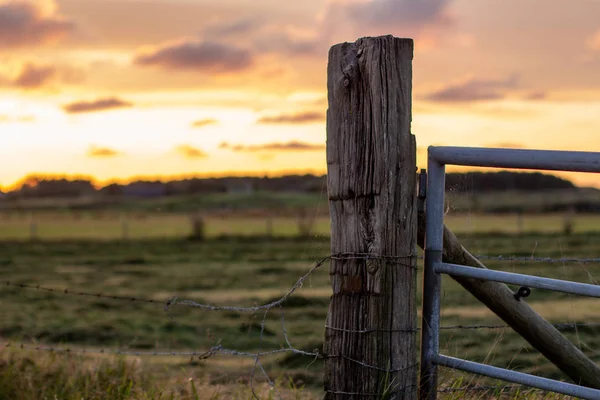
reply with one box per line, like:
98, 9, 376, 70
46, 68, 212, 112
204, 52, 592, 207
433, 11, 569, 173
3, 171, 577, 200
445, 171, 575, 193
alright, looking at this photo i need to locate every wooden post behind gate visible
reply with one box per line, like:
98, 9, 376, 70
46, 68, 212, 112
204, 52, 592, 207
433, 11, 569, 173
324, 35, 418, 399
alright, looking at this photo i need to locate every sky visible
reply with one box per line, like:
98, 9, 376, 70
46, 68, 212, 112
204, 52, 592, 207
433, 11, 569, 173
1, 0, 600, 189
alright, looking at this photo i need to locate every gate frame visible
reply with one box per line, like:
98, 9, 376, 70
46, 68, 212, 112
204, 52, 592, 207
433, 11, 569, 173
419, 146, 600, 400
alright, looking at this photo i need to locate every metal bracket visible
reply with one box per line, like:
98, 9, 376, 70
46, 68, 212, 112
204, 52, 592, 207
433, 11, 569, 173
418, 169, 427, 213
514, 286, 531, 301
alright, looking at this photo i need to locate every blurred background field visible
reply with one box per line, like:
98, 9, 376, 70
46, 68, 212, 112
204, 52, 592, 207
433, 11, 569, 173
2, 232, 600, 398
2, 212, 600, 240
2, 185, 600, 241
2, 173, 600, 398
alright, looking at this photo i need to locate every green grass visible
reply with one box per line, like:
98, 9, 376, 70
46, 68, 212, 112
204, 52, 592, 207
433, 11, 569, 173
1, 211, 600, 241
0, 191, 328, 213
0, 348, 316, 399
3, 187, 600, 214
1, 230, 600, 398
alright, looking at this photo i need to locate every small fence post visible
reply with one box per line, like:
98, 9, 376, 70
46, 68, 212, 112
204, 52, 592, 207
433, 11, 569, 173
324, 35, 417, 399
517, 210, 524, 234
29, 212, 37, 241
266, 216, 273, 238
121, 214, 129, 240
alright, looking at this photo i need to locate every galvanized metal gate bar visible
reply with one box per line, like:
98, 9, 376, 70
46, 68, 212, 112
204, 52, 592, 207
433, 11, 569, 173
419, 146, 600, 400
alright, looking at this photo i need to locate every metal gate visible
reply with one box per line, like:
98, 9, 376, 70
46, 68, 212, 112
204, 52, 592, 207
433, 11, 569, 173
419, 146, 600, 400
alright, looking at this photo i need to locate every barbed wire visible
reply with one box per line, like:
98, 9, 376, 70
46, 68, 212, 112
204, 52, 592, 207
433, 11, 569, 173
1, 252, 424, 399
414, 255, 600, 263
440, 322, 600, 331
2, 280, 172, 306
0, 340, 579, 397
167, 255, 331, 313
4, 272, 600, 335
438, 385, 522, 393
474, 255, 600, 263
3, 252, 600, 398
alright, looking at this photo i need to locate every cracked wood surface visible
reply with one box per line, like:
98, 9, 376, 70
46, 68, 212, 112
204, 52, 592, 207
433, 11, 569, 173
325, 35, 417, 399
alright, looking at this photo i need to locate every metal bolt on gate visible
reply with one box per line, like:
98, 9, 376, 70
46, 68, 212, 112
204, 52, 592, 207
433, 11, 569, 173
419, 146, 600, 400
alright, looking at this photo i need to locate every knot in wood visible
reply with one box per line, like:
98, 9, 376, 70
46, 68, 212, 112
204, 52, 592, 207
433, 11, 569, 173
367, 260, 378, 274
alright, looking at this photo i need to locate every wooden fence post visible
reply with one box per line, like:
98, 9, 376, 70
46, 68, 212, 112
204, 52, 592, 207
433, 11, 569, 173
29, 212, 38, 241
325, 35, 417, 399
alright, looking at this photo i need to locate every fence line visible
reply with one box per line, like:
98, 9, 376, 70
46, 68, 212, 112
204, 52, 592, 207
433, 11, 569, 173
3, 280, 170, 305
1, 341, 587, 397
438, 385, 521, 393
5, 252, 600, 332
3, 253, 600, 398
474, 255, 600, 263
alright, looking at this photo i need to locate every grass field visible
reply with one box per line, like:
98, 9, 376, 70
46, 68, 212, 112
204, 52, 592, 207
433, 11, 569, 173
1, 211, 600, 240
2, 226, 600, 398
3, 188, 600, 215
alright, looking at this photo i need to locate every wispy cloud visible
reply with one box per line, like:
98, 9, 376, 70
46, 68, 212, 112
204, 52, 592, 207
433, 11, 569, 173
14, 63, 56, 89
134, 40, 253, 72
176, 144, 208, 159
203, 18, 260, 38
327, 0, 451, 29
62, 97, 133, 114
424, 75, 519, 103
257, 111, 324, 124
0, 62, 84, 90
253, 32, 321, 57
0, 0, 74, 48
190, 118, 218, 128
319, 0, 452, 47
523, 91, 547, 101
87, 146, 121, 158
220, 141, 325, 152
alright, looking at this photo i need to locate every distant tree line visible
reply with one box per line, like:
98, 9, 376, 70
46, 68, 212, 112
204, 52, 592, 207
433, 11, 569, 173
445, 171, 575, 193
1, 171, 577, 200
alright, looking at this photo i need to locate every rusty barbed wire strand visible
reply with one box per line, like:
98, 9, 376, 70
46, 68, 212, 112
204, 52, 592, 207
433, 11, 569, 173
438, 385, 522, 393
4, 252, 600, 398
2, 280, 171, 305
474, 255, 600, 263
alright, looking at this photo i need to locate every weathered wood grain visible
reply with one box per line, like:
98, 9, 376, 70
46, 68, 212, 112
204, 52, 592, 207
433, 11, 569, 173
325, 35, 417, 399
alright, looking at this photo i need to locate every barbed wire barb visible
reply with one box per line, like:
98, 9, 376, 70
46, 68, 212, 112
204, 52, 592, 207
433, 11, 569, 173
4, 251, 600, 397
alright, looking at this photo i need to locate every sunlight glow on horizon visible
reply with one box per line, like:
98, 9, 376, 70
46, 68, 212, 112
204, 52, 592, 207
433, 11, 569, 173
1, 0, 600, 192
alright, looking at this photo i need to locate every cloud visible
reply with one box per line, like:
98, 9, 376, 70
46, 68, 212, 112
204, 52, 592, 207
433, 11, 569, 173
319, 0, 452, 45
62, 97, 133, 114
202, 17, 322, 57
203, 18, 260, 38
0, 62, 84, 90
587, 29, 600, 51
255, 34, 322, 57
424, 75, 519, 103
335, 0, 450, 29
220, 141, 325, 152
87, 146, 121, 157
191, 118, 218, 128
257, 111, 325, 124
176, 144, 208, 159
524, 91, 547, 101
14, 63, 56, 89
134, 40, 253, 72
0, 0, 74, 48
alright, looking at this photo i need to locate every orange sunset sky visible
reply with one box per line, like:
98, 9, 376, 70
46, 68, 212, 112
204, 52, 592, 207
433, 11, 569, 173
1, 0, 600, 190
